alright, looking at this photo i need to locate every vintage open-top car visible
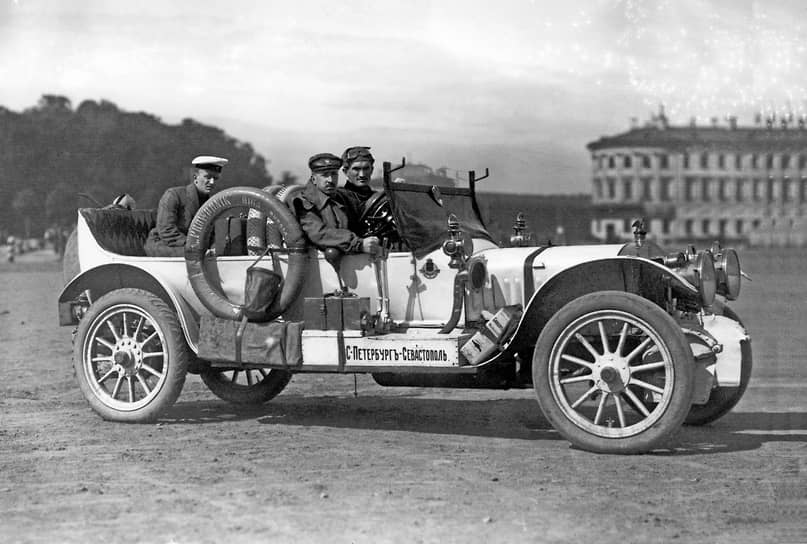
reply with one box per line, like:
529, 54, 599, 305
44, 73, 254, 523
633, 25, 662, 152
58, 159, 751, 454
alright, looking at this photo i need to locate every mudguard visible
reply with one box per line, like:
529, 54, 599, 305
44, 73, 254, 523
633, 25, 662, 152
58, 263, 202, 353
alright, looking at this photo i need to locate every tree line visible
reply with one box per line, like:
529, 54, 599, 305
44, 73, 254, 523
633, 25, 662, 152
0, 95, 277, 238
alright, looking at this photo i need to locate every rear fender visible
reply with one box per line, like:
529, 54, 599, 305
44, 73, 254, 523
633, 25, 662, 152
57, 263, 200, 353
505, 257, 698, 355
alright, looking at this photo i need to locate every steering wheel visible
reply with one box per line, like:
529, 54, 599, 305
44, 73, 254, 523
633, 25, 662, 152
359, 191, 400, 244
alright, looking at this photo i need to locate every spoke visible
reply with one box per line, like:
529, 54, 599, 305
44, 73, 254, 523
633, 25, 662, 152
593, 392, 608, 425
575, 333, 601, 359
561, 354, 595, 371
127, 377, 135, 402
570, 385, 599, 409
560, 374, 594, 385
631, 377, 665, 395
136, 373, 152, 395
615, 323, 629, 356
95, 337, 115, 351
92, 356, 113, 363
97, 367, 117, 384
630, 361, 666, 374
111, 375, 124, 399
122, 312, 128, 338
598, 321, 610, 354
141, 331, 159, 347
133, 317, 144, 341
106, 321, 121, 342
625, 337, 653, 364
230, 370, 240, 384
142, 351, 165, 359
140, 363, 162, 379
623, 388, 651, 417
614, 394, 626, 427
258, 369, 268, 379
246, 371, 254, 386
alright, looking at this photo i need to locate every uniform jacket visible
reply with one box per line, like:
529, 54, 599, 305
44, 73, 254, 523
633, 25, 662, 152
292, 181, 363, 253
147, 183, 207, 248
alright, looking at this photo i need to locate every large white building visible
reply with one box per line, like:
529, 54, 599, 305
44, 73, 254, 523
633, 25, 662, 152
586, 115, 807, 246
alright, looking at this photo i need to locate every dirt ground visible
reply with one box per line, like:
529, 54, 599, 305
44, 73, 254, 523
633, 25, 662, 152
0, 249, 805, 544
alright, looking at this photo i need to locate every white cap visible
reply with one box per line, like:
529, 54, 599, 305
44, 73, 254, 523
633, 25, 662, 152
191, 156, 229, 170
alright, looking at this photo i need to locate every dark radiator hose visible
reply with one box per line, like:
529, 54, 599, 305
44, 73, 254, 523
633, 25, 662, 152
439, 270, 468, 334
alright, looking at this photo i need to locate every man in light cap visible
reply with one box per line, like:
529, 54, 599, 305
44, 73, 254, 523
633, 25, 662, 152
291, 153, 380, 256
144, 155, 228, 257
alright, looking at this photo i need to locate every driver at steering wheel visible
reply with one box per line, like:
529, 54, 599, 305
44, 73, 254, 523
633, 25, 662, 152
292, 153, 381, 256
339, 146, 377, 206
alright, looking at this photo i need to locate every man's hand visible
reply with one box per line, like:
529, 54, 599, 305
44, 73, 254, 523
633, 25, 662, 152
362, 236, 381, 256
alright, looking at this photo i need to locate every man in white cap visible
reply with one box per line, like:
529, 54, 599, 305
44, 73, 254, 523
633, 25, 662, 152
144, 155, 228, 257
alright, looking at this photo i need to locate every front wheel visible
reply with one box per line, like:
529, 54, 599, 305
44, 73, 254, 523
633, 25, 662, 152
533, 291, 695, 454
200, 368, 292, 405
73, 288, 189, 422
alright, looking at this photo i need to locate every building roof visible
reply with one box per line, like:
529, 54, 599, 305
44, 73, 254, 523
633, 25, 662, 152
587, 124, 807, 153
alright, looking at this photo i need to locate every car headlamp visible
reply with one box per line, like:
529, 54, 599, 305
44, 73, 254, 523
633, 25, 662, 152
677, 250, 716, 306
467, 257, 488, 290
713, 247, 741, 300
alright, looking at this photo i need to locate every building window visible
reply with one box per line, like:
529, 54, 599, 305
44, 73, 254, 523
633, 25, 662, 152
752, 219, 761, 229
660, 177, 672, 201
684, 177, 696, 202
608, 156, 615, 169
700, 152, 709, 169
801, 179, 807, 203
641, 178, 652, 201
683, 153, 690, 169
624, 155, 632, 168
659, 154, 669, 169
718, 154, 725, 169
623, 178, 633, 201
701, 219, 710, 236
642, 155, 651, 169
593, 178, 603, 199
684, 219, 693, 235
767, 178, 775, 202
718, 178, 727, 201
754, 179, 764, 201
735, 178, 744, 201
718, 219, 727, 237
751, 154, 758, 169
766, 153, 774, 169
799, 155, 806, 170
607, 178, 616, 199
735, 219, 743, 234
782, 154, 790, 169
734, 154, 742, 169
701, 177, 711, 201
662, 218, 670, 234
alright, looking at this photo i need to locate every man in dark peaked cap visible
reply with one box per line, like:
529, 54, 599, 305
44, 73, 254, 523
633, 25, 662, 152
291, 153, 380, 256
144, 155, 227, 257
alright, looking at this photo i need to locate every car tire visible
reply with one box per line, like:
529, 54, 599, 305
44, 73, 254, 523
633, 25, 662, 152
73, 288, 189, 422
185, 186, 308, 322
685, 304, 752, 426
533, 291, 695, 454
200, 368, 292, 405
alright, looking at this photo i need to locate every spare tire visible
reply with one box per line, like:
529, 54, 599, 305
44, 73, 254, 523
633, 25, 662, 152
185, 186, 307, 322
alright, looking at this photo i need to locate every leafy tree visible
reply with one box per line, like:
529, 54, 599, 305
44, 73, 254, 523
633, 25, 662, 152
12, 188, 38, 238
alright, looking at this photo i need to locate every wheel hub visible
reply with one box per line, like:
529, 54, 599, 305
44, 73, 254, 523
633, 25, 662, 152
113, 337, 143, 376
594, 355, 631, 393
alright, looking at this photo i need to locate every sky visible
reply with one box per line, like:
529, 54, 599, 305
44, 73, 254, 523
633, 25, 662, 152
1, 0, 806, 193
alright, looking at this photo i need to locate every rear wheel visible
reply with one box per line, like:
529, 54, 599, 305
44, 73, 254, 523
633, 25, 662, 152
200, 368, 291, 405
73, 288, 189, 422
533, 291, 694, 454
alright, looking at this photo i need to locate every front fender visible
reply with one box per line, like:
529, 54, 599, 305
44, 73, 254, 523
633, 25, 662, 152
505, 257, 699, 354
57, 263, 201, 353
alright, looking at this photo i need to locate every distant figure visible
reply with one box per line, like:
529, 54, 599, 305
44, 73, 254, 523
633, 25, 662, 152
291, 153, 380, 256
144, 155, 227, 257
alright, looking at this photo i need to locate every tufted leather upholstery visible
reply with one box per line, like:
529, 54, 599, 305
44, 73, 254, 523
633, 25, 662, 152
80, 208, 157, 256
